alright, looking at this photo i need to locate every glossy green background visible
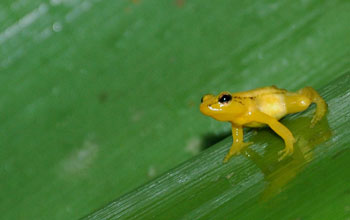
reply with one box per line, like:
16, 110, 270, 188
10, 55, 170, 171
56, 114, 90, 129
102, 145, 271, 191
0, 0, 349, 219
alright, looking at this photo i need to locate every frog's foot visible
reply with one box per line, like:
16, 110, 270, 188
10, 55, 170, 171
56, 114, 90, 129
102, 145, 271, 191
278, 145, 294, 161
310, 111, 324, 128
223, 142, 253, 163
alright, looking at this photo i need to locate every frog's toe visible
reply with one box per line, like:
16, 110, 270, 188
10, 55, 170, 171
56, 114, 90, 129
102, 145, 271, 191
278, 147, 293, 161
223, 150, 241, 163
310, 115, 321, 128
223, 156, 231, 163
243, 142, 253, 147
223, 153, 237, 163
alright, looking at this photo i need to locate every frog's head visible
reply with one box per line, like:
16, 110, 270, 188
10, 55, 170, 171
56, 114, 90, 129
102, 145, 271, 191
200, 92, 245, 122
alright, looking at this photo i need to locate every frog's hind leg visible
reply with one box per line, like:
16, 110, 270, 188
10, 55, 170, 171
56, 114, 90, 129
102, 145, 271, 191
297, 86, 327, 127
251, 111, 295, 161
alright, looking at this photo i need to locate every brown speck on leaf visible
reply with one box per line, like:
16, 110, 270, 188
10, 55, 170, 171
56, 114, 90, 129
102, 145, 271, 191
131, 0, 141, 4
332, 148, 350, 159
175, 0, 185, 7
98, 92, 108, 103
344, 188, 350, 194
124, 7, 131, 13
187, 100, 195, 107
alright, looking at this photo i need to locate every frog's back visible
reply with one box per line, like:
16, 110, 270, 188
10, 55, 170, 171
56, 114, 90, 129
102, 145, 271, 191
232, 86, 287, 98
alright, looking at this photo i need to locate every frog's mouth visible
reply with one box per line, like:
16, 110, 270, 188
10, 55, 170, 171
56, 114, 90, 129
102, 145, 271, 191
200, 103, 222, 116
200, 103, 210, 115
200, 94, 224, 118
207, 105, 221, 112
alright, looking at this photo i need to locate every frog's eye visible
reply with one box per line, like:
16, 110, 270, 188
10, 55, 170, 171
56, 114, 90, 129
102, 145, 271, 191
218, 94, 232, 104
200, 96, 204, 103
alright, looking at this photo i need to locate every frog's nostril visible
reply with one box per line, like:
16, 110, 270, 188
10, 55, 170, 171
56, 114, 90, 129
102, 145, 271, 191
202, 94, 214, 103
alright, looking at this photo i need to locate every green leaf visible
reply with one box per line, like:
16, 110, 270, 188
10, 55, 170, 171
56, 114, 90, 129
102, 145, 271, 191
85, 73, 350, 219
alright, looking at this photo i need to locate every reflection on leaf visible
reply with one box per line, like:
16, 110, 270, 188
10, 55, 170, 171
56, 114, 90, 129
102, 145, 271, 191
242, 115, 332, 201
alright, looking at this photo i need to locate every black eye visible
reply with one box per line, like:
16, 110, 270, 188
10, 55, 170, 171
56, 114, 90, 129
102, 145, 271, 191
219, 94, 232, 104
201, 96, 204, 103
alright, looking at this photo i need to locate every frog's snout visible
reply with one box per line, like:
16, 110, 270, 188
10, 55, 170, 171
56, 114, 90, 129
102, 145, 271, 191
200, 94, 216, 117
201, 94, 214, 103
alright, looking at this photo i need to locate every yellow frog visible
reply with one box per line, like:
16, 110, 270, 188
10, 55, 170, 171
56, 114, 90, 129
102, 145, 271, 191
200, 86, 327, 162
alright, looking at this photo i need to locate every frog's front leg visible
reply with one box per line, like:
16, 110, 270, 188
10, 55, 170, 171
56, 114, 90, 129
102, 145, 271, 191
223, 125, 252, 163
252, 111, 296, 161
